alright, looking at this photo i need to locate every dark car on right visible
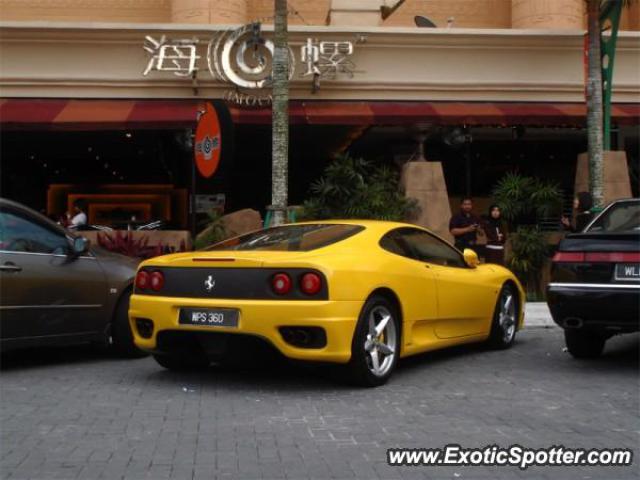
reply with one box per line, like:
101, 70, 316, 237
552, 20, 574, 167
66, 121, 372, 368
547, 198, 639, 358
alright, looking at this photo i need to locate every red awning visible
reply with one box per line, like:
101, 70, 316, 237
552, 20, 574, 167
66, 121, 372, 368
0, 99, 202, 130
0, 99, 638, 130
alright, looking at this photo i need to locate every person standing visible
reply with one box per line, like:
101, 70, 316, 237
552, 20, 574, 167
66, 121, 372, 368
561, 192, 594, 233
483, 204, 507, 265
449, 197, 481, 253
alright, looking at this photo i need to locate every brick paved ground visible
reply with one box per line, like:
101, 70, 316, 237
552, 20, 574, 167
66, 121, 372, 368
1, 329, 638, 480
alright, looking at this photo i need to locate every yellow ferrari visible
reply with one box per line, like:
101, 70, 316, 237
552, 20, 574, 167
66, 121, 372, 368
129, 221, 525, 386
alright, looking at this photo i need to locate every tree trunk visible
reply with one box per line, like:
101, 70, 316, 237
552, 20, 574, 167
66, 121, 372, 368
586, 0, 604, 209
271, 0, 289, 226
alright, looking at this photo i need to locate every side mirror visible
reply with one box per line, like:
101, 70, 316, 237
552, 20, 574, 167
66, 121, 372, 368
71, 236, 90, 256
463, 248, 479, 268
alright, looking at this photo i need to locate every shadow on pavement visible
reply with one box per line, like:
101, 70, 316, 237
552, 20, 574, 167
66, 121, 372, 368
2, 331, 637, 388
145, 354, 358, 391
571, 332, 640, 371
144, 340, 508, 391
397, 340, 488, 372
395, 330, 639, 380
0, 344, 144, 372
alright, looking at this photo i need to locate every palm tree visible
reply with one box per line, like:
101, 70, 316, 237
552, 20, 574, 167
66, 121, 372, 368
585, 0, 604, 209
271, 0, 289, 226
585, 0, 634, 209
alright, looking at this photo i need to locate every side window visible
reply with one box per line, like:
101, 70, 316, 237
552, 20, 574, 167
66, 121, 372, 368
0, 209, 69, 254
379, 230, 412, 258
382, 228, 466, 268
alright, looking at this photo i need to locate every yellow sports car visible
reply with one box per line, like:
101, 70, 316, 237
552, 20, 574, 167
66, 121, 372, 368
129, 221, 524, 386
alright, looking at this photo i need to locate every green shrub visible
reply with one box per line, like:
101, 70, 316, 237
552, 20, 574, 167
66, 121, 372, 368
492, 172, 563, 298
508, 225, 553, 294
301, 154, 418, 221
492, 171, 563, 225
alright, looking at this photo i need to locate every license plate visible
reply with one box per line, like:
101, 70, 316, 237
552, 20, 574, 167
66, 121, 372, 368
614, 263, 640, 281
179, 308, 239, 327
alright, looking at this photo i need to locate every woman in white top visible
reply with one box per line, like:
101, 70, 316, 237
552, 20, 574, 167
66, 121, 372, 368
67, 199, 88, 230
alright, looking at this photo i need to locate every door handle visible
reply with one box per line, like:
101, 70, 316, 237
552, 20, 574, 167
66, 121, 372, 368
0, 263, 22, 272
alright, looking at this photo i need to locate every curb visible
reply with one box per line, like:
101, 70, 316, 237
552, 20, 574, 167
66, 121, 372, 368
523, 302, 558, 329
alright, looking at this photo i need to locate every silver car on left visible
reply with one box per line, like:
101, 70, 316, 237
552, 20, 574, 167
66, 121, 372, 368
0, 198, 146, 356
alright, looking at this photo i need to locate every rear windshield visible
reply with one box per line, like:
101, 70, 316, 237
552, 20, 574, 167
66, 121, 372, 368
586, 201, 640, 233
207, 224, 365, 251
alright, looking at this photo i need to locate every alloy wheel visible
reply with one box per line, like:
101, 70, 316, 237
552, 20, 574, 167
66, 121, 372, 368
363, 305, 397, 377
499, 292, 516, 344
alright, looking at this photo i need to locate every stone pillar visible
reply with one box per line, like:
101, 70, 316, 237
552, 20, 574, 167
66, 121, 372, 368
171, 0, 247, 24
511, 0, 584, 29
401, 161, 453, 242
621, 2, 640, 31
329, 0, 382, 26
574, 151, 632, 206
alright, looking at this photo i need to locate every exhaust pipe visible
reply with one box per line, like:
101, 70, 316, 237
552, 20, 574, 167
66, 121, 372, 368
563, 317, 584, 329
292, 328, 311, 346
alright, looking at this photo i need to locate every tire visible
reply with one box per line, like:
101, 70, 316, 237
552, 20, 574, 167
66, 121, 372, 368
348, 295, 400, 387
111, 291, 148, 358
153, 350, 210, 371
487, 284, 518, 349
564, 329, 606, 359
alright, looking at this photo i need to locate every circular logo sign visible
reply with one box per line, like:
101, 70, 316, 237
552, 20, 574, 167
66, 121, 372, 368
194, 102, 221, 178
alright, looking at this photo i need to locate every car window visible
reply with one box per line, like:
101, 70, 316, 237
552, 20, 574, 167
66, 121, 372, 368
379, 230, 408, 257
0, 209, 69, 254
207, 224, 365, 251
380, 227, 466, 268
587, 201, 640, 233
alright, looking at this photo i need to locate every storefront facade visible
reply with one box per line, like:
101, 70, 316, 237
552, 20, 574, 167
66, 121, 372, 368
1, 0, 639, 240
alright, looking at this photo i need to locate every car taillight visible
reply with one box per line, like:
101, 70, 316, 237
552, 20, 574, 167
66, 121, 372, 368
300, 272, 322, 295
135, 271, 150, 290
150, 271, 165, 291
552, 252, 585, 263
272, 273, 292, 295
584, 252, 640, 262
553, 251, 640, 263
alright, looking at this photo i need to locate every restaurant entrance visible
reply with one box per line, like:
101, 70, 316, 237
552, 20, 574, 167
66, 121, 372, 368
1, 99, 638, 246
0, 120, 356, 233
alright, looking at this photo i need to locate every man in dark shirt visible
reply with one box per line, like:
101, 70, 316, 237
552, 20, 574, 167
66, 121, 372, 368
449, 197, 481, 252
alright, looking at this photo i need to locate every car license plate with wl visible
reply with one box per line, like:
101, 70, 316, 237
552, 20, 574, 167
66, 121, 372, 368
179, 308, 239, 327
615, 263, 640, 281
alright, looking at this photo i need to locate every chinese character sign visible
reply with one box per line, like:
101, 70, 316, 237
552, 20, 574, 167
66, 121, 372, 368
300, 38, 321, 76
143, 35, 200, 77
142, 24, 359, 98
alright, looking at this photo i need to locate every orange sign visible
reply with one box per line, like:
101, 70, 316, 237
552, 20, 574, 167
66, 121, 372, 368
194, 102, 221, 178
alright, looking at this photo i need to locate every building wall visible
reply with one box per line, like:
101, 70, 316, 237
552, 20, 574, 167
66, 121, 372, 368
382, 0, 511, 29
1, 23, 638, 103
0, 0, 172, 23
247, 0, 331, 25
171, 0, 246, 24
621, 2, 640, 32
0, 0, 637, 30
511, 0, 584, 30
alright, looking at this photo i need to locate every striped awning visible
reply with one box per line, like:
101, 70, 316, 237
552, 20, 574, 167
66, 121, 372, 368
0, 99, 199, 130
0, 99, 638, 129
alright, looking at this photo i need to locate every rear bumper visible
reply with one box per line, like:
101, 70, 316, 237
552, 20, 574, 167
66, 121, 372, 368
546, 283, 640, 332
129, 294, 363, 363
